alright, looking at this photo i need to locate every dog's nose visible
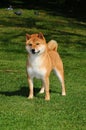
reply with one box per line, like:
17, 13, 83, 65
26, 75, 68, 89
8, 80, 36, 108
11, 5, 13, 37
31, 49, 35, 54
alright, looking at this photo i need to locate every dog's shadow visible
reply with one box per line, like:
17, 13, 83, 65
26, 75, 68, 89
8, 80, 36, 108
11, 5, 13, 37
0, 86, 60, 98
0, 86, 41, 97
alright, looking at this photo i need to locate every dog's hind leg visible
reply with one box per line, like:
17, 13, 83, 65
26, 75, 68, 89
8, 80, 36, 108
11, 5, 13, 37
54, 68, 66, 96
39, 80, 45, 94
39, 86, 45, 94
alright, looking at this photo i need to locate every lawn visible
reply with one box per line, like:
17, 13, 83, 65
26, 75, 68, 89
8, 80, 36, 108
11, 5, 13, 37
0, 8, 86, 130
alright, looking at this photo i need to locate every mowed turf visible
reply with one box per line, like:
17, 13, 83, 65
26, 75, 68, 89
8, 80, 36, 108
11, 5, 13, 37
0, 8, 86, 130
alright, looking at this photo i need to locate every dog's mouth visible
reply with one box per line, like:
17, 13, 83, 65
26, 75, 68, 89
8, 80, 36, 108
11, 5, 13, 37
31, 49, 40, 54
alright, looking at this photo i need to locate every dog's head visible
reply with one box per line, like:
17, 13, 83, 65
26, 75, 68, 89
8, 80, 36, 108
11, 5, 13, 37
26, 32, 47, 55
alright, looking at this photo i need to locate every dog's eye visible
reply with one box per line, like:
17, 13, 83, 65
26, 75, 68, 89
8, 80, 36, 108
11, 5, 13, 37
36, 43, 40, 45
29, 44, 32, 46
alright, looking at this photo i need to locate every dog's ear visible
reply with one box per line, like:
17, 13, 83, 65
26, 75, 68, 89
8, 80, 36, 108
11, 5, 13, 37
38, 32, 44, 39
26, 34, 31, 41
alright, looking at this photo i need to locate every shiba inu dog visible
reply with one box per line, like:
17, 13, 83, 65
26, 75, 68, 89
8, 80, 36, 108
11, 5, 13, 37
26, 32, 66, 100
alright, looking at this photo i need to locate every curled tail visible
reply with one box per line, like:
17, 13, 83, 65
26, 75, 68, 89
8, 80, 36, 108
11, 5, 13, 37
47, 40, 58, 51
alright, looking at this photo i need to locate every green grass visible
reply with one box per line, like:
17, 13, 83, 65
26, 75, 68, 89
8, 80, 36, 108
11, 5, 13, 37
0, 8, 86, 130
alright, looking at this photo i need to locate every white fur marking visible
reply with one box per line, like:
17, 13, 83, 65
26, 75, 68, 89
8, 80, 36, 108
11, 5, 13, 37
27, 67, 46, 79
27, 56, 46, 79
54, 69, 62, 83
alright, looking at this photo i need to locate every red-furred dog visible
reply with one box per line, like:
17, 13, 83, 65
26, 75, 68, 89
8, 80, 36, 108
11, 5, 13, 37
26, 33, 66, 100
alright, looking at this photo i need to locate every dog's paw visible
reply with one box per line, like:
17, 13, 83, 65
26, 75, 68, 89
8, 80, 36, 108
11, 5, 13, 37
28, 95, 33, 99
45, 96, 50, 101
62, 92, 66, 96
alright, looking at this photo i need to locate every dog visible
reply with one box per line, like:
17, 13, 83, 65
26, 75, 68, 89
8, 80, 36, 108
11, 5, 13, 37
26, 32, 66, 100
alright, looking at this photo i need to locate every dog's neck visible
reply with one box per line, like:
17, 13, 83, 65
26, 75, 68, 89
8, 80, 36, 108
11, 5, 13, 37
28, 49, 48, 67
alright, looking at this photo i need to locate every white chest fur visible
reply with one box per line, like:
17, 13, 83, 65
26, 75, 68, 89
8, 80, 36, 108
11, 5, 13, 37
27, 55, 46, 79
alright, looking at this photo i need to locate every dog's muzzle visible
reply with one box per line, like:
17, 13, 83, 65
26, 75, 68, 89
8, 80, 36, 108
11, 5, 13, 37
31, 49, 35, 54
31, 49, 40, 54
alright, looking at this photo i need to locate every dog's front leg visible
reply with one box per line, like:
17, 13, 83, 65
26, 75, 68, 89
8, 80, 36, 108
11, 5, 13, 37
43, 77, 50, 101
28, 77, 34, 99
